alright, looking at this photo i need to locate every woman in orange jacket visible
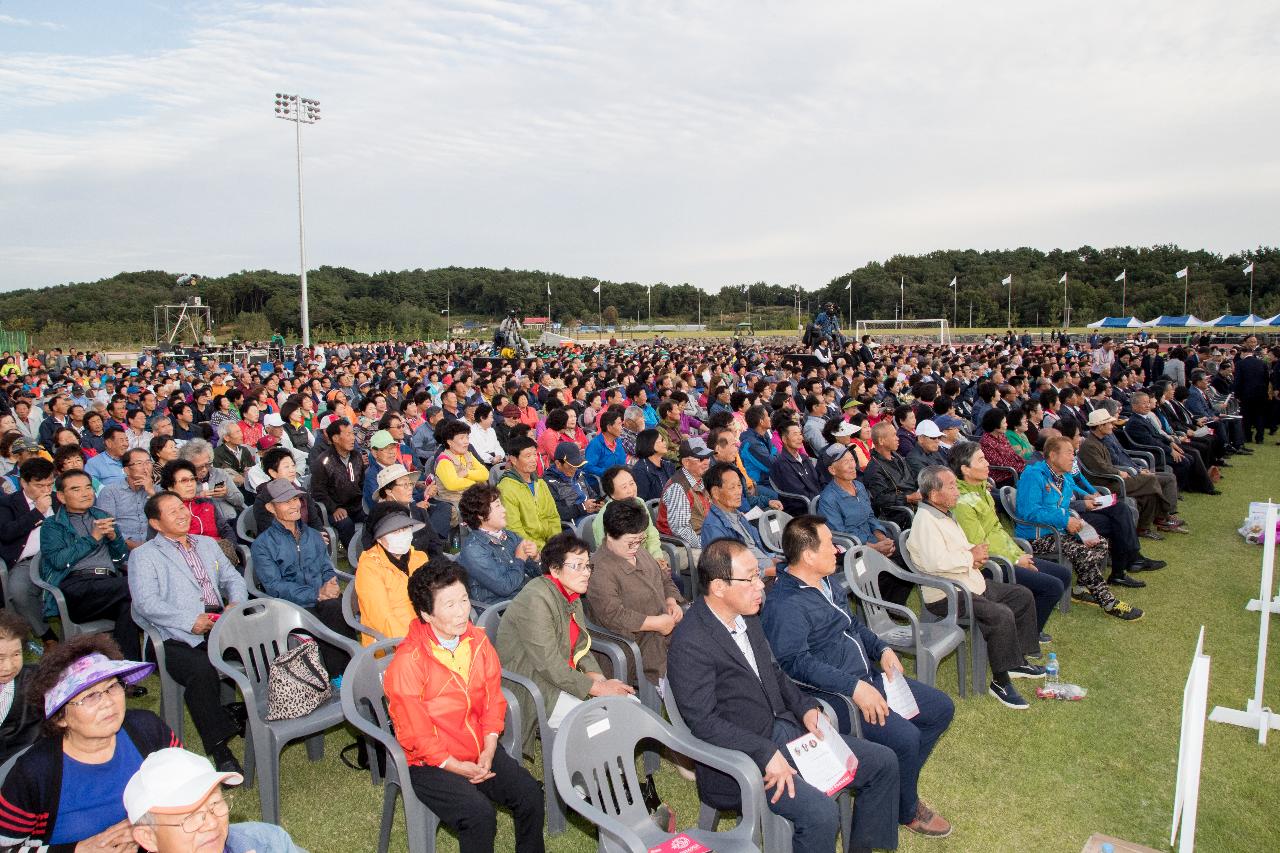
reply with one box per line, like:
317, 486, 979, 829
383, 562, 545, 853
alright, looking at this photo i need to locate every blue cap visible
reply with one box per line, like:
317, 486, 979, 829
934, 414, 966, 431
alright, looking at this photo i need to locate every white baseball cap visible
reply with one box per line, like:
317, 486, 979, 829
914, 420, 943, 439
123, 748, 243, 825
831, 421, 858, 438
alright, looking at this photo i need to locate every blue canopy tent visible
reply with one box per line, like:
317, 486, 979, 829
1246, 314, 1280, 327
1205, 314, 1259, 327
1086, 316, 1147, 328
1147, 315, 1207, 327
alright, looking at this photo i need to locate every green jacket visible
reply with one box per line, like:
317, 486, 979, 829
953, 479, 1023, 565
494, 576, 602, 746
496, 470, 562, 549
38, 505, 127, 617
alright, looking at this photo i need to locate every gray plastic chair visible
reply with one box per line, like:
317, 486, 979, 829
553, 697, 764, 853
755, 509, 792, 554
239, 549, 268, 599
487, 461, 510, 487
896, 530, 992, 699
235, 508, 258, 542
206, 597, 361, 824
341, 579, 387, 643
0, 745, 31, 788
645, 498, 700, 596
340, 638, 521, 853
133, 606, 186, 740
28, 554, 115, 639
661, 687, 852, 853
575, 512, 598, 550
843, 545, 966, 695
475, 600, 566, 835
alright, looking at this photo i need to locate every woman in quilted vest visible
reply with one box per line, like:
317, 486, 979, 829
384, 561, 545, 853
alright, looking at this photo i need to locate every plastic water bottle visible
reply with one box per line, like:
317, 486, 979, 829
1046, 653, 1060, 687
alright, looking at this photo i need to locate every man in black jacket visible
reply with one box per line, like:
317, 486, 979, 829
862, 421, 920, 527
0, 459, 58, 648
1234, 342, 1270, 444
668, 538, 900, 853
308, 419, 366, 547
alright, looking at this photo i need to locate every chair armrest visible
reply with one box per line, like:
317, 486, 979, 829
500, 669, 552, 759
795, 681, 863, 738
499, 685, 521, 760
984, 558, 1015, 585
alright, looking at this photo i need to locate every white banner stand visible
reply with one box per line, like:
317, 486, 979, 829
1170, 627, 1210, 853
1209, 502, 1280, 744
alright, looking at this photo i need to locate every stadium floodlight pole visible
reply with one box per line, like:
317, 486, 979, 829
273, 93, 320, 349
647, 284, 652, 333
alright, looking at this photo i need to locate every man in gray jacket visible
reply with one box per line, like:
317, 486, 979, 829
129, 491, 248, 774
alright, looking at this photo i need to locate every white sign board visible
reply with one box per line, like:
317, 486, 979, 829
1170, 627, 1210, 853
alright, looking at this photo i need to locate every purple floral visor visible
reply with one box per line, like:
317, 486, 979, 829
44, 653, 154, 718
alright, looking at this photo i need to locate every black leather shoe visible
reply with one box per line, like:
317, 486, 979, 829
1132, 557, 1167, 571
1108, 573, 1146, 588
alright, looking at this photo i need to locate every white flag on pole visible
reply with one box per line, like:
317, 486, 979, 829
1243, 262, 1254, 275
592, 283, 601, 294
845, 280, 852, 290
547, 282, 552, 295
1175, 267, 1188, 279
1001, 275, 1012, 286
1114, 270, 1126, 282
1058, 273, 1068, 284
949, 276, 957, 288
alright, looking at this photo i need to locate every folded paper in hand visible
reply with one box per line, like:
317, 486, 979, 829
884, 670, 919, 720
786, 714, 858, 797
1092, 494, 1117, 509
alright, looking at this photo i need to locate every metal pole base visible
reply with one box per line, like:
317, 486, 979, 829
1209, 700, 1280, 745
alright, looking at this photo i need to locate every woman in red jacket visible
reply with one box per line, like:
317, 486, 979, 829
384, 561, 544, 853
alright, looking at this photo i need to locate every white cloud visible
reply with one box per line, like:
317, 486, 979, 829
1, 0, 1278, 292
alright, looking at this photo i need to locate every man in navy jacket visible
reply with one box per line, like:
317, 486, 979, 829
762, 514, 955, 839
667, 538, 900, 853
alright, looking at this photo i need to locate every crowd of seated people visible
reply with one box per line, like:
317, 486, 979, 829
0, 329, 1272, 851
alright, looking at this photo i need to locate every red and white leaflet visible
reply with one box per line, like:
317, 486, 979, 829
786, 714, 858, 797
648, 833, 712, 853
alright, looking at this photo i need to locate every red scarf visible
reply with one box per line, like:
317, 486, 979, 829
547, 576, 581, 667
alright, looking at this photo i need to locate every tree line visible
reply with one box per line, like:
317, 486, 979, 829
0, 244, 1275, 347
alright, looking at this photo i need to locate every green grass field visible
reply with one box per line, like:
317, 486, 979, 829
129, 442, 1280, 852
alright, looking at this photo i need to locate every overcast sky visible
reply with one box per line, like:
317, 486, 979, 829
1, 0, 1277, 293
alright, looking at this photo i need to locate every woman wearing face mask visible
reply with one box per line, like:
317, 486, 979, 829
354, 506, 429, 645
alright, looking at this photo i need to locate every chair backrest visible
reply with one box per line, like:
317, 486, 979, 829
487, 462, 509, 487
236, 508, 259, 542
347, 534, 365, 570
207, 598, 323, 699
575, 513, 598, 550
644, 498, 660, 522
474, 599, 512, 643
756, 509, 792, 552
843, 546, 909, 636
997, 485, 1018, 518
342, 579, 386, 643
240, 550, 267, 598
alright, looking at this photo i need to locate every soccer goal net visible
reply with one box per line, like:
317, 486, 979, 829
854, 318, 951, 346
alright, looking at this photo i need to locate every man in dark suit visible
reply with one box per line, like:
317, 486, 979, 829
1125, 391, 1216, 494
1233, 342, 1270, 444
0, 458, 59, 648
667, 538, 900, 853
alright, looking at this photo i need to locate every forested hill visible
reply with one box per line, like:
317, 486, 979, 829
1, 244, 1275, 344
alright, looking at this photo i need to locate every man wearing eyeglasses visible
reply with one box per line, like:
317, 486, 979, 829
667, 538, 901, 853
125, 747, 305, 853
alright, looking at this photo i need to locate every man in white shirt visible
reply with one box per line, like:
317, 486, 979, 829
905, 465, 1044, 709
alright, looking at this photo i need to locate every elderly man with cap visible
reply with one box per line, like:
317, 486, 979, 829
933, 413, 967, 450
250, 479, 355, 681
362, 429, 403, 510
129, 490, 248, 774
258, 411, 287, 452
543, 441, 603, 523
1078, 407, 1184, 539
657, 437, 716, 552
125, 747, 304, 853
906, 419, 950, 479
